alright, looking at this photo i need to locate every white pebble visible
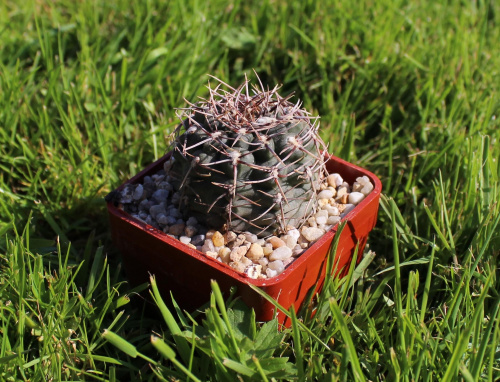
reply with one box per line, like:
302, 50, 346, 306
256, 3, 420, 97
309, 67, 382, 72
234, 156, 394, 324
266, 268, 278, 278
315, 209, 328, 225
315, 215, 327, 225
179, 236, 191, 244
301, 227, 325, 242
287, 229, 300, 241
267, 260, 284, 273
258, 257, 269, 267
246, 265, 262, 279
269, 246, 292, 261
356, 175, 370, 185
361, 182, 374, 196
317, 189, 334, 199
327, 215, 341, 225
341, 204, 355, 216
330, 173, 343, 187
349, 192, 365, 205
244, 232, 258, 243
201, 239, 215, 253
293, 245, 303, 257
325, 205, 339, 216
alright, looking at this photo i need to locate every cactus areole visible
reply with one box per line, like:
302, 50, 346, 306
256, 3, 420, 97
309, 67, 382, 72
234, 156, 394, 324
167, 77, 328, 238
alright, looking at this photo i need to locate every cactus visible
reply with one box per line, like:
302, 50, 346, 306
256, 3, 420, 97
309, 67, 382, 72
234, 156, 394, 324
166, 76, 327, 237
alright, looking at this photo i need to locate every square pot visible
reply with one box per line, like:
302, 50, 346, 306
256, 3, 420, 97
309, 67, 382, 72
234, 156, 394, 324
107, 153, 382, 325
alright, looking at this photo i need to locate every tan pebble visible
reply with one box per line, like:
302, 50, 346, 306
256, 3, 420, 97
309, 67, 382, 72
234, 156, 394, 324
233, 234, 246, 247
282, 234, 297, 249
219, 247, 231, 264
184, 225, 197, 237
326, 174, 338, 187
318, 198, 329, 208
263, 246, 273, 257
229, 262, 246, 273
307, 217, 317, 228
169, 223, 185, 236
320, 183, 327, 190
240, 256, 252, 267
230, 246, 247, 262
336, 186, 348, 198
246, 243, 264, 261
267, 236, 286, 248
224, 231, 237, 244
212, 231, 224, 247
352, 182, 363, 192
340, 194, 349, 204
218, 247, 231, 263
206, 229, 216, 239
187, 243, 197, 249
205, 251, 218, 259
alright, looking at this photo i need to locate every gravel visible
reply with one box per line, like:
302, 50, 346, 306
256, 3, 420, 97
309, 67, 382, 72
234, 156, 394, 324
118, 167, 374, 280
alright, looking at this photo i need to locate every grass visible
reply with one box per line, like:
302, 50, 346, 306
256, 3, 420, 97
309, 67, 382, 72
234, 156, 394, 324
0, 0, 499, 380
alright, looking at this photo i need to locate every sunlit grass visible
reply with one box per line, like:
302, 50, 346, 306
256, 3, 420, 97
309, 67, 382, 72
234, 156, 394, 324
0, 0, 499, 380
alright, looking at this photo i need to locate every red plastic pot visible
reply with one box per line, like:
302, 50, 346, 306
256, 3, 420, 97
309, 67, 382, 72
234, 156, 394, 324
107, 153, 382, 326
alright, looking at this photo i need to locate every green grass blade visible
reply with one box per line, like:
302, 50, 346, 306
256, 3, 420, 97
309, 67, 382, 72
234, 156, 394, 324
150, 275, 191, 364
329, 298, 365, 381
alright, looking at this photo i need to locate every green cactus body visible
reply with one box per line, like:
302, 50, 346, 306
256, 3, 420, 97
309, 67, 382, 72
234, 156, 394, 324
168, 77, 327, 237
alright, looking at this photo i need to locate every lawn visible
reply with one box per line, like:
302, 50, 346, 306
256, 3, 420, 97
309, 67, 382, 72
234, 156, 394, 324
0, 0, 499, 380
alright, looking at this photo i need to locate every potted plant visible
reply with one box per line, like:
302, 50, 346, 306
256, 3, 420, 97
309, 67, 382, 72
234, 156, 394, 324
106, 76, 382, 326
